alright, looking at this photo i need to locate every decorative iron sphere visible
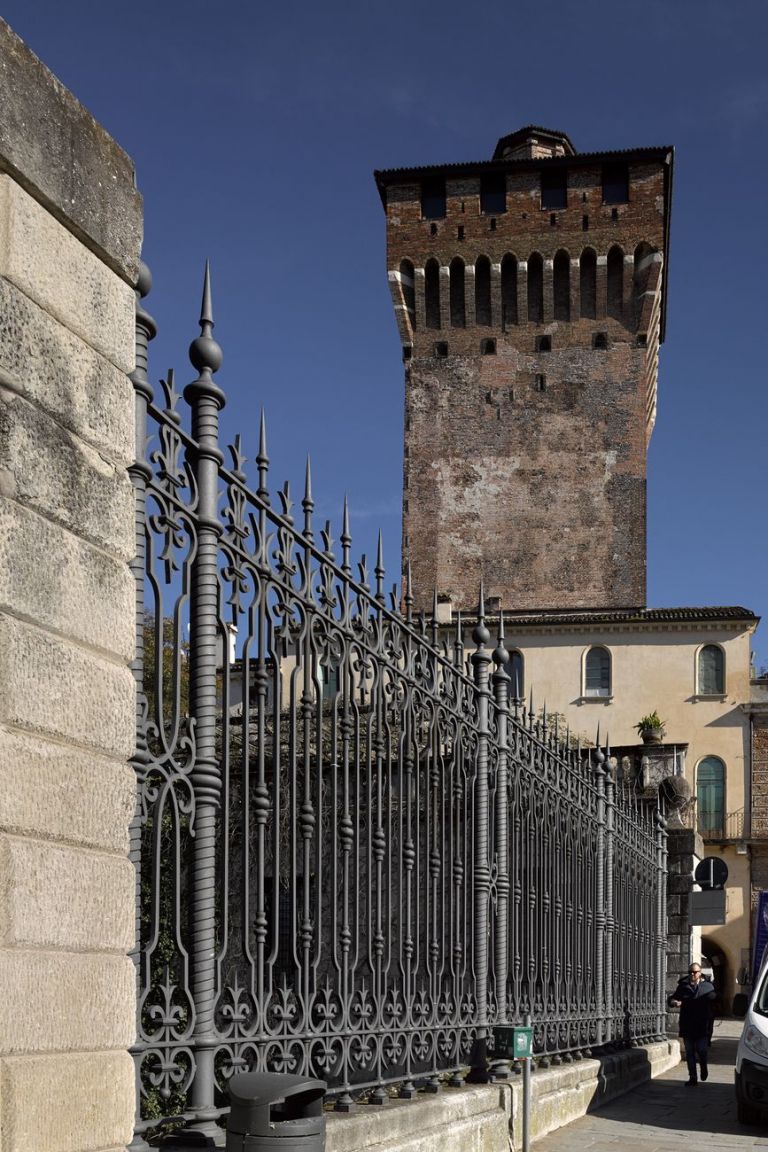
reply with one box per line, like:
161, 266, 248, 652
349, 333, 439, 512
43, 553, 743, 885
189, 334, 223, 374
473, 620, 490, 646
135, 259, 152, 298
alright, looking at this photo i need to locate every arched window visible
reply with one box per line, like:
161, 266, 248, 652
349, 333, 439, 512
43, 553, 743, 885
425, 259, 440, 330
579, 248, 597, 319
475, 256, 492, 326
584, 646, 611, 697
501, 254, 518, 327
400, 259, 416, 330
553, 250, 570, 321
607, 245, 623, 320
697, 645, 725, 695
697, 757, 725, 838
528, 253, 543, 324
504, 649, 524, 699
449, 258, 465, 328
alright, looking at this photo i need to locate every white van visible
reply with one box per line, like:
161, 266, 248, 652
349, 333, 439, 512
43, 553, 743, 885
735, 949, 768, 1125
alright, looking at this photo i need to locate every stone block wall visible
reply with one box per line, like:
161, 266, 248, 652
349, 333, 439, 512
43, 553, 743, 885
0, 19, 142, 1152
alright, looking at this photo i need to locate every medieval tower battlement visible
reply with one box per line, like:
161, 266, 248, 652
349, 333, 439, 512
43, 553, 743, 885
375, 126, 673, 614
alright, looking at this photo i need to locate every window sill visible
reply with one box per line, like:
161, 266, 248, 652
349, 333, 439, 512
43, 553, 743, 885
693, 694, 727, 702
579, 695, 613, 704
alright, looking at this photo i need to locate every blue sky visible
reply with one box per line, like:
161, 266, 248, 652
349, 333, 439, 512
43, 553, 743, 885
4, 0, 766, 663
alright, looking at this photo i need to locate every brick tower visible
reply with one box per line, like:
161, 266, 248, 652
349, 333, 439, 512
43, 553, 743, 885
375, 127, 673, 614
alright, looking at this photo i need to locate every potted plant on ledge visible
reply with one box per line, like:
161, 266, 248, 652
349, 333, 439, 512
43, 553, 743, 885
635, 710, 666, 744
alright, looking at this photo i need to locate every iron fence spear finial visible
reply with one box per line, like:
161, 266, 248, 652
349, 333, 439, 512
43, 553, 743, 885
454, 610, 464, 669
341, 495, 351, 576
256, 408, 270, 502
376, 531, 386, 603
303, 456, 314, 540
473, 582, 490, 648
493, 609, 510, 673
405, 558, 413, 623
188, 260, 224, 382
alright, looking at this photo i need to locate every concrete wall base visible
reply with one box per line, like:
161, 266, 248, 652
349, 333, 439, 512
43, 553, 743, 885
324, 1040, 679, 1152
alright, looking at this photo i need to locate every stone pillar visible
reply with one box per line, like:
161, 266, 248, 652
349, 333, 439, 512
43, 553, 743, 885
0, 19, 142, 1152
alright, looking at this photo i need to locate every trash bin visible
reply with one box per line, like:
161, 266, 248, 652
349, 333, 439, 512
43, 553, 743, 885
226, 1072, 326, 1151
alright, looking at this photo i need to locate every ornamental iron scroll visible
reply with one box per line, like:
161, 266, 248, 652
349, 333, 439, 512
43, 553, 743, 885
129, 265, 668, 1146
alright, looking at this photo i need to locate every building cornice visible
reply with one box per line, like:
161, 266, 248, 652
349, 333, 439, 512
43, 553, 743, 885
443, 606, 759, 639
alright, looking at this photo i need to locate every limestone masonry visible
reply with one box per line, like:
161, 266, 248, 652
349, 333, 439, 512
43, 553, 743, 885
375, 126, 672, 613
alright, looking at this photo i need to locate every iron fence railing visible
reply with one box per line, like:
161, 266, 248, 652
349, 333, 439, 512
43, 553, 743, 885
128, 265, 668, 1147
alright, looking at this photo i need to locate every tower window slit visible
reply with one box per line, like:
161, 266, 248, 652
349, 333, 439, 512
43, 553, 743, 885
449, 258, 466, 328
475, 256, 492, 326
501, 255, 518, 327
425, 259, 441, 329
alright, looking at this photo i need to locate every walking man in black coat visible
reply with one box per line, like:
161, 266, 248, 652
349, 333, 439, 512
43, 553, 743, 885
668, 963, 716, 1086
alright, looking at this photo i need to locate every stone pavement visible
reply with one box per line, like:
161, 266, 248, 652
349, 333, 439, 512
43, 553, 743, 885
534, 1020, 768, 1151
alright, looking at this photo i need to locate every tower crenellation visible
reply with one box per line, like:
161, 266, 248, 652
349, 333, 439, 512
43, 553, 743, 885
375, 127, 673, 615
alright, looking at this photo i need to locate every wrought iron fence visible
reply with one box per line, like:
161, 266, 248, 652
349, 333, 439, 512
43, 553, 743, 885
129, 265, 668, 1147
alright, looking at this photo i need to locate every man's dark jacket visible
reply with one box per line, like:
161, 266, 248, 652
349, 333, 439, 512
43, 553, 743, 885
667, 976, 715, 1038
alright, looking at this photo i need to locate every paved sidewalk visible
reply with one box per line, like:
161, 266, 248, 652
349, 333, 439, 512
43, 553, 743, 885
534, 1020, 768, 1151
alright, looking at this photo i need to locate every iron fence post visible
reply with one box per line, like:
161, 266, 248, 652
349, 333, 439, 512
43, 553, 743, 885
593, 745, 606, 1047
183, 265, 226, 1145
128, 261, 156, 1152
490, 612, 510, 1078
603, 744, 615, 1045
655, 804, 668, 1039
467, 589, 492, 1083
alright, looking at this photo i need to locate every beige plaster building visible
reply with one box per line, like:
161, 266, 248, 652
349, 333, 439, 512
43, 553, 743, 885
445, 603, 760, 1009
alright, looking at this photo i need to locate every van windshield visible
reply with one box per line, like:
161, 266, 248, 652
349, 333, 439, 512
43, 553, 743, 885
755, 969, 768, 1017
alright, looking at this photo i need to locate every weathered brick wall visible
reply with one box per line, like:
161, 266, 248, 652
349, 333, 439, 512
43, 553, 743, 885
751, 721, 768, 838
750, 718, 768, 923
384, 148, 668, 613
0, 19, 142, 1152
